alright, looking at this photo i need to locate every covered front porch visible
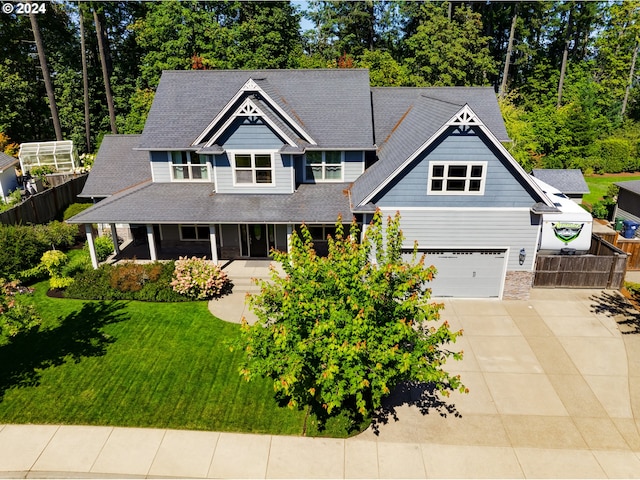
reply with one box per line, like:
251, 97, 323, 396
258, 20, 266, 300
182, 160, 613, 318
69, 182, 354, 269
84, 222, 296, 268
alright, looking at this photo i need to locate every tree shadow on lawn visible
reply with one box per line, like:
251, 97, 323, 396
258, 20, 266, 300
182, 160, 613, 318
589, 291, 640, 334
370, 381, 461, 435
0, 301, 129, 401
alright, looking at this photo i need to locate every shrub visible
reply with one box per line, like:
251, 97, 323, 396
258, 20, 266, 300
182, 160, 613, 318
595, 137, 636, 173
0, 189, 22, 213
0, 225, 48, 279
85, 236, 114, 262
65, 264, 115, 300
40, 250, 75, 291
170, 256, 229, 299
34, 221, 79, 250
62, 249, 92, 277
63, 202, 93, 221
66, 261, 188, 302
18, 263, 48, 283
49, 276, 74, 289
41, 250, 69, 277
0, 279, 41, 339
109, 262, 147, 292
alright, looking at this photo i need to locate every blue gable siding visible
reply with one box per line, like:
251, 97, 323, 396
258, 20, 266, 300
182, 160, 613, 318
212, 117, 294, 193
218, 118, 285, 149
374, 127, 537, 207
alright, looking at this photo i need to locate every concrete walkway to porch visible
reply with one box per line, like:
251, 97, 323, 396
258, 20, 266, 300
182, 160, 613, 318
208, 259, 282, 324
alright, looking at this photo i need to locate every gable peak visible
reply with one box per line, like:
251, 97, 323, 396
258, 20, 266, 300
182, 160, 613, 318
236, 97, 261, 117
241, 78, 260, 91
446, 104, 484, 127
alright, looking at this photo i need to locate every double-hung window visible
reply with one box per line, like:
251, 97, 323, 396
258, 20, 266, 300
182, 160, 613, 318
305, 151, 342, 182
233, 152, 274, 185
428, 161, 487, 195
171, 152, 209, 181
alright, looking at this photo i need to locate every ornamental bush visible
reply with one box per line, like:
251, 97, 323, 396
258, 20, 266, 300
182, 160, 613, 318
0, 279, 41, 340
171, 256, 229, 299
41, 250, 68, 277
40, 250, 74, 290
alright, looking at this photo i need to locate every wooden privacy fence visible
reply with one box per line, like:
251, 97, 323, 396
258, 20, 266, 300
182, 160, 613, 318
592, 228, 640, 271
610, 238, 640, 270
0, 174, 87, 225
534, 235, 627, 289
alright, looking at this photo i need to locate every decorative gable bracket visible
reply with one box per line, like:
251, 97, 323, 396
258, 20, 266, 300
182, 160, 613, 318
446, 104, 485, 127
241, 78, 260, 91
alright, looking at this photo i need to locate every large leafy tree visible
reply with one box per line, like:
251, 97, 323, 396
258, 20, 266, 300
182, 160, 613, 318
238, 211, 464, 428
403, 2, 497, 86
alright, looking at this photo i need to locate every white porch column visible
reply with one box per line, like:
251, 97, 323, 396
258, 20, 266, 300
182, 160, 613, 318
110, 223, 120, 255
286, 224, 293, 253
85, 223, 98, 269
209, 224, 219, 264
146, 224, 157, 261
361, 215, 375, 264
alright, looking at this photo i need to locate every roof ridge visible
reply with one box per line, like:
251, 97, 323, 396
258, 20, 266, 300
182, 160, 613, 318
418, 94, 465, 108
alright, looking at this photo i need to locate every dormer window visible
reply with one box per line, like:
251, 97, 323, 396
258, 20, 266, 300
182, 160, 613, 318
304, 151, 343, 182
428, 161, 487, 195
231, 151, 275, 186
171, 152, 209, 181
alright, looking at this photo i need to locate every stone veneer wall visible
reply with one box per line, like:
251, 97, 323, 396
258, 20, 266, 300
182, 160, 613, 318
502, 271, 533, 300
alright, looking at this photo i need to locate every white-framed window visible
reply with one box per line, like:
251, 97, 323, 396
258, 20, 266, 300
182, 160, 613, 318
179, 224, 210, 241
171, 152, 209, 181
304, 151, 343, 182
231, 151, 275, 185
428, 161, 487, 195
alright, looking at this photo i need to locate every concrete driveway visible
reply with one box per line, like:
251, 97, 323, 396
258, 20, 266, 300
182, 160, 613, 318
2, 276, 640, 478
353, 287, 640, 477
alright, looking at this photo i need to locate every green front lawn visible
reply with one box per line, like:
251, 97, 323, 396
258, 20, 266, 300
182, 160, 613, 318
584, 174, 640, 206
0, 282, 362, 437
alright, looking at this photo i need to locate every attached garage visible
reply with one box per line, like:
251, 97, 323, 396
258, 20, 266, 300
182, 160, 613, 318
404, 249, 507, 298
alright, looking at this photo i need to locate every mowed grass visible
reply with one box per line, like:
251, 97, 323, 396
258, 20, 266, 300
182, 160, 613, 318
0, 282, 359, 437
584, 174, 640, 206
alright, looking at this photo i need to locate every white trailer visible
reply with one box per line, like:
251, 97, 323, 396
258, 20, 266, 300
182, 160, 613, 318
532, 176, 593, 253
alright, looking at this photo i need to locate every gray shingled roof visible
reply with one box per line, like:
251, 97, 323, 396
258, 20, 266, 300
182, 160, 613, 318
616, 180, 640, 195
350, 87, 509, 206
0, 152, 19, 171
139, 69, 375, 150
79, 135, 151, 198
68, 182, 352, 225
531, 169, 589, 195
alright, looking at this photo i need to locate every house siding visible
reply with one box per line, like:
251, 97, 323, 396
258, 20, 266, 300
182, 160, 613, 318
150, 151, 171, 182
381, 207, 541, 271
344, 151, 365, 182
213, 152, 293, 194
218, 119, 285, 149
0, 170, 18, 200
375, 128, 536, 208
617, 190, 640, 217
615, 206, 640, 225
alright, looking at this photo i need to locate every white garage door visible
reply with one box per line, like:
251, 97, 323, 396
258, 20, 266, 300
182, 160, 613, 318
403, 249, 507, 298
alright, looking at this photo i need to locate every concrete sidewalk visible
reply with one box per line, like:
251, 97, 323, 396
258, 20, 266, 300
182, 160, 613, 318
2, 283, 640, 478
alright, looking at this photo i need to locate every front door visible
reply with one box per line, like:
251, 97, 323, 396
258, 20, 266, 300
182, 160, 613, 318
249, 224, 268, 257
